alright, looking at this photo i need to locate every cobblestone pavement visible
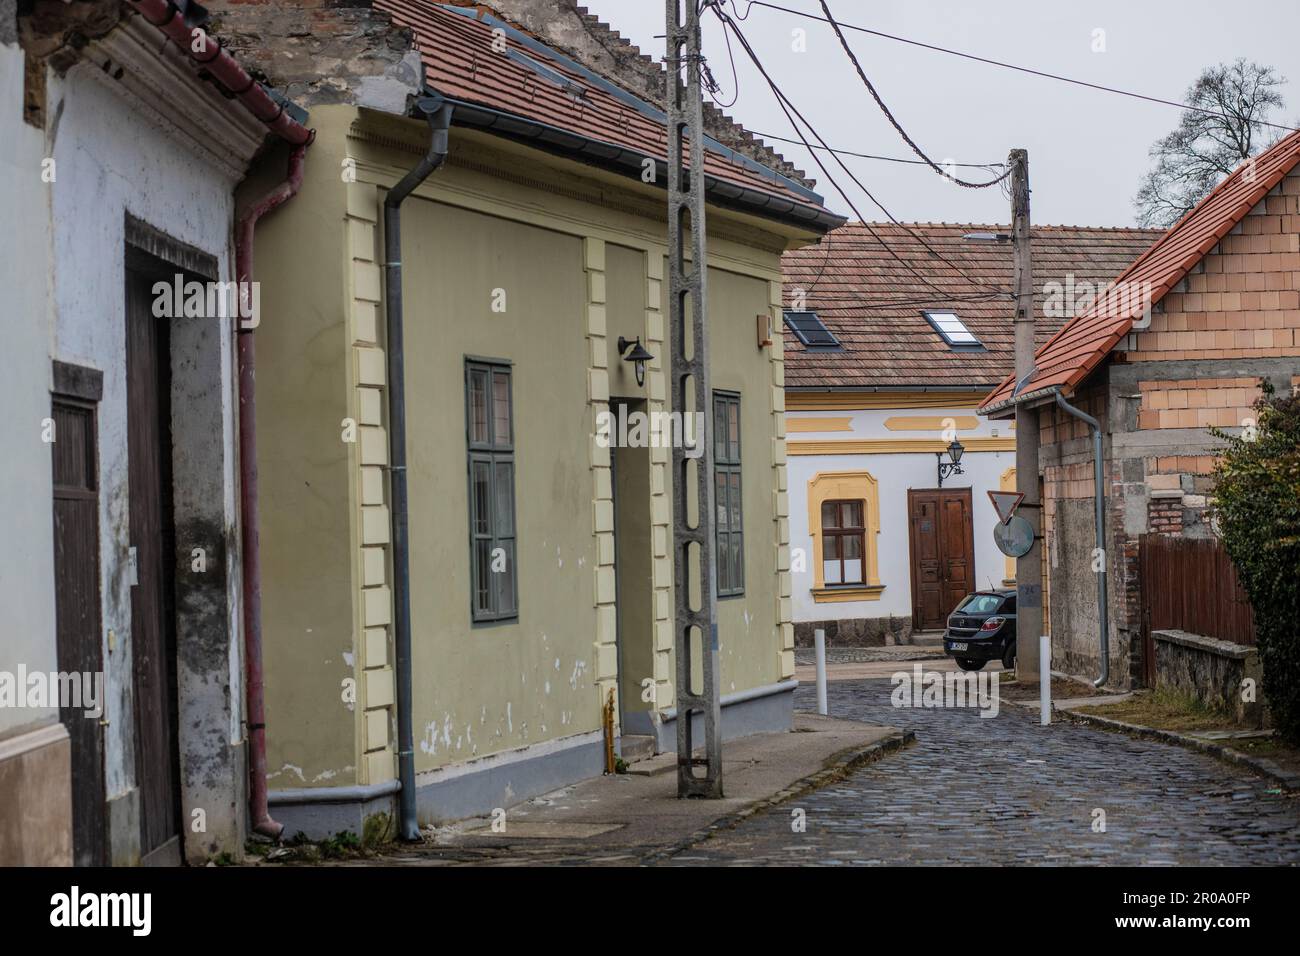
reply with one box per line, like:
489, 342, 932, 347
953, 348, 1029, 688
662, 679, 1300, 866
793, 646, 943, 665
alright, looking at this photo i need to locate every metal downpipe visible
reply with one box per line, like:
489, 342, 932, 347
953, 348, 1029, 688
1053, 390, 1110, 688
237, 143, 309, 840
384, 97, 453, 841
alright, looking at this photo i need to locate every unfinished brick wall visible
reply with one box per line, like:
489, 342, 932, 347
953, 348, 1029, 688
1136, 377, 1263, 431
1120, 167, 1300, 363
1034, 168, 1300, 688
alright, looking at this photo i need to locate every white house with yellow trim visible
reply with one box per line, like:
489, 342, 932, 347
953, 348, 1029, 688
784, 391, 1017, 639
781, 222, 1160, 642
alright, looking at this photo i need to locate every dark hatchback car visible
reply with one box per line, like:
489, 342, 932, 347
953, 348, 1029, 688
943, 589, 1017, 671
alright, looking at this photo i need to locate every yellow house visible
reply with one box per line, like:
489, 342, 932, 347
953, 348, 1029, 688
241, 1, 840, 836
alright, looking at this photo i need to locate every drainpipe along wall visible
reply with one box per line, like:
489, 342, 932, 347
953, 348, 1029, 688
384, 97, 454, 840
1053, 389, 1110, 688
236, 144, 308, 839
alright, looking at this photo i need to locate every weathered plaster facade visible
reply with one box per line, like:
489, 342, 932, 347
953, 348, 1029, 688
6, 3, 280, 864
0, 33, 70, 867
250, 103, 811, 834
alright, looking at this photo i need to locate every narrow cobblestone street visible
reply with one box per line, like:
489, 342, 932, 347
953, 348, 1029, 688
663, 679, 1300, 866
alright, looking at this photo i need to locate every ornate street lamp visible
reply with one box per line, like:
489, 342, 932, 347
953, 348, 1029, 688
936, 438, 965, 487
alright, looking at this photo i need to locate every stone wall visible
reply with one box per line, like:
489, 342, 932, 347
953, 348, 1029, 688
1154, 629, 1263, 726
794, 615, 912, 648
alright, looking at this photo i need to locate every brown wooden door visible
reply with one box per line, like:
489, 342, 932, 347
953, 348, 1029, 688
125, 265, 183, 864
52, 396, 107, 867
908, 488, 975, 630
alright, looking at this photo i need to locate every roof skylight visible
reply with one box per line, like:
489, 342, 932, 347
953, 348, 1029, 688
784, 311, 840, 349
923, 310, 981, 348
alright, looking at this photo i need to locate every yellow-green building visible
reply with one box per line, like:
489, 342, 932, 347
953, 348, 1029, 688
240, 0, 840, 835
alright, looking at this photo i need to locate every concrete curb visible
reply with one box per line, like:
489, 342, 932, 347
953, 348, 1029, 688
640, 728, 915, 864
1001, 695, 1300, 791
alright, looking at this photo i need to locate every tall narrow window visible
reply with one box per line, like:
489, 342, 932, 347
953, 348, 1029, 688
713, 390, 744, 596
821, 499, 865, 586
466, 360, 517, 621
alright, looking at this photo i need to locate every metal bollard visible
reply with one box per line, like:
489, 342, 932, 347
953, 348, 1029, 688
1039, 633, 1051, 725
815, 628, 828, 716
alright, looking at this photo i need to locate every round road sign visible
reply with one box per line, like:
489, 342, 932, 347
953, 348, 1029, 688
994, 514, 1034, 558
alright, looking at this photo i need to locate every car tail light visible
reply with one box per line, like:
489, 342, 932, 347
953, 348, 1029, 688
981, 617, 1005, 631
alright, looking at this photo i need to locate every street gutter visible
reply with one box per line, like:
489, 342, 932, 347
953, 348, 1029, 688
998, 694, 1300, 791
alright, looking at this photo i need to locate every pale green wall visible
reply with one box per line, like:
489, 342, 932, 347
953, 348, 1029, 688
708, 267, 781, 694
399, 198, 600, 770
658, 264, 782, 696
252, 107, 792, 790
242, 118, 360, 789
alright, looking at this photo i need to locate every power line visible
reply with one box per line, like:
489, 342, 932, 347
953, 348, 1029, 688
709, 4, 1013, 299
750, 130, 1006, 170
730, 0, 1300, 134
817, 0, 1011, 188
784, 294, 1013, 310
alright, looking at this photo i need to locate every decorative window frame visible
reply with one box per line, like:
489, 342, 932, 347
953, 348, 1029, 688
807, 470, 883, 603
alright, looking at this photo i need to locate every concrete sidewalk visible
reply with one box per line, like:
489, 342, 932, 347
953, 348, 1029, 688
359, 713, 908, 865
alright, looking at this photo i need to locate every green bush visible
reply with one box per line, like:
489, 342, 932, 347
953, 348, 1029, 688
1211, 381, 1300, 743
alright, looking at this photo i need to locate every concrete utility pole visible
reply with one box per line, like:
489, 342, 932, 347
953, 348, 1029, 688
665, 0, 723, 796
1009, 148, 1043, 684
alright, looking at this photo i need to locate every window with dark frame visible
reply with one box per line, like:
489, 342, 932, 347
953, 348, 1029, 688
713, 390, 744, 596
466, 360, 518, 622
821, 499, 865, 586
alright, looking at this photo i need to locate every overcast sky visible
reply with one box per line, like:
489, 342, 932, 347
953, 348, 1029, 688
600, 0, 1299, 227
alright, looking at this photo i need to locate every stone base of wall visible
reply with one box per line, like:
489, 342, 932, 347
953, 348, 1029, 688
0, 721, 72, 865
1154, 628, 1263, 726
1055, 633, 1140, 692
794, 616, 912, 648
629, 679, 796, 754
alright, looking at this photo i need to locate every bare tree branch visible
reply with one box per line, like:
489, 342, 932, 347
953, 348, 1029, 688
1134, 58, 1287, 228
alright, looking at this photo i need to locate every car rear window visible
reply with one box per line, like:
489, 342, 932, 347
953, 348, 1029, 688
956, 594, 1004, 614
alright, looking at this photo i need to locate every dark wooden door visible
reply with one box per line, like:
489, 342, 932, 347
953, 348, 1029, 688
52, 397, 107, 867
125, 266, 183, 864
908, 488, 975, 629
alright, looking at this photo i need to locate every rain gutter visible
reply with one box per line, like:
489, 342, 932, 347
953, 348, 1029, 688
384, 95, 455, 841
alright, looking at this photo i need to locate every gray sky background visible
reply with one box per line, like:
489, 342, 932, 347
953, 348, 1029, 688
600, 0, 1299, 227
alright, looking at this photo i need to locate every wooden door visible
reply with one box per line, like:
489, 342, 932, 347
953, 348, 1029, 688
939, 491, 975, 613
125, 265, 183, 864
52, 395, 107, 867
908, 488, 975, 629
908, 492, 944, 629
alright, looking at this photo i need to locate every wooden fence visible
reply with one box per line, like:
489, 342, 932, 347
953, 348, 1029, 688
1139, 534, 1256, 684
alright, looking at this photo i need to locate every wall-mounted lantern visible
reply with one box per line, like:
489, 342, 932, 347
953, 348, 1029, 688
617, 336, 654, 388
936, 438, 965, 487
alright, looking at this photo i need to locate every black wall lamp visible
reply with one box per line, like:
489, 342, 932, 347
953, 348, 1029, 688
936, 438, 965, 487
617, 336, 654, 387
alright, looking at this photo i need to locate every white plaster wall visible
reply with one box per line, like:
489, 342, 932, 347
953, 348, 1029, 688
45, 62, 242, 800
787, 404, 1016, 624
0, 43, 58, 738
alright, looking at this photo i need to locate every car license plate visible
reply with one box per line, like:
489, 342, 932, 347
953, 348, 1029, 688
949, 642, 968, 651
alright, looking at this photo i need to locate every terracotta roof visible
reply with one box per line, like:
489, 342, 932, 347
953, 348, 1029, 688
781, 222, 1161, 391
981, 129, 1300, 412
374, 1, 840, 230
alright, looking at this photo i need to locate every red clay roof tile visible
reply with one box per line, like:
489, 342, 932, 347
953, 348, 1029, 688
781, 222, 1161, 391
374, 0, 834, 224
